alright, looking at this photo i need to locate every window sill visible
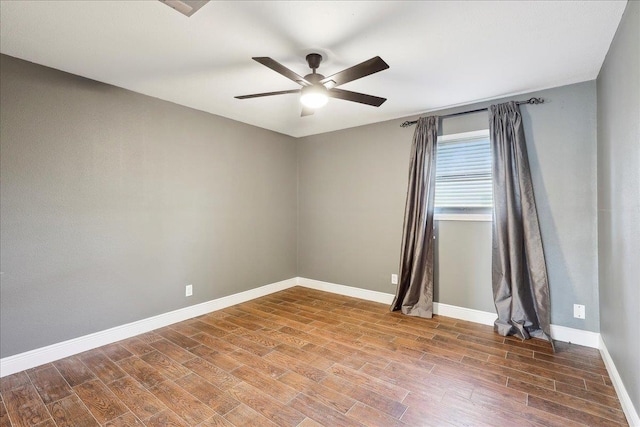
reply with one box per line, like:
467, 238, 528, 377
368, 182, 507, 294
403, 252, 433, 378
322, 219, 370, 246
435, 213, 492, 222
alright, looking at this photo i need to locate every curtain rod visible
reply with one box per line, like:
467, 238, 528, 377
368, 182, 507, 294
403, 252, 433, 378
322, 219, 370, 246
399, 97, 545, 128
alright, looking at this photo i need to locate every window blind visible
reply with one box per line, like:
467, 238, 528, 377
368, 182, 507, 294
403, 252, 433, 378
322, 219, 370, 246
434, 135, 492, 212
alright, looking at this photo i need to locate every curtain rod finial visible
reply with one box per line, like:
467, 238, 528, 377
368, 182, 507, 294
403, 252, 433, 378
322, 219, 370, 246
527, 97, 544, 104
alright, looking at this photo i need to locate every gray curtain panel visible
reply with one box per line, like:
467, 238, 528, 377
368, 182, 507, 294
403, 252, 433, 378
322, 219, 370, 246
391, 116, 439, 317
489, 101, 553, 347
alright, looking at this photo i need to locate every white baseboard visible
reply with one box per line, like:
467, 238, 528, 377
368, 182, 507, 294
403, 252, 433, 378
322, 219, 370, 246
296, 277, 600, 349
296, 278, 494, 327
0, 278, 297, 377
432, 301, 496, 326
599, 336, 640, 427
549, 324, 600, 349
297, 277, 395, 304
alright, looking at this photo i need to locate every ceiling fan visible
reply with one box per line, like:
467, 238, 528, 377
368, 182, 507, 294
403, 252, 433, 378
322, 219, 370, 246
235, 53, 389, 116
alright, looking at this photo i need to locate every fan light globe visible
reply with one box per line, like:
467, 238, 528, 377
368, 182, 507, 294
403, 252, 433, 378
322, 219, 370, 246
300, 85, 328, 109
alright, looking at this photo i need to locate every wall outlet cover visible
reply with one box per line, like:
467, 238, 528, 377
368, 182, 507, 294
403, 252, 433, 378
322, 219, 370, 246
186, 284, 193, 297
573, 304, 585, 319
391, 274, 398, 285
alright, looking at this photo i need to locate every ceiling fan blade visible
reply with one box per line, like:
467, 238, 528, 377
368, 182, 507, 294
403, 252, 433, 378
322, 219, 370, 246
235, 89, 300, 99
301, 107, 315, 117
253, 57, 311, 86
320, 56, 389, 87
328, 88, 386, 107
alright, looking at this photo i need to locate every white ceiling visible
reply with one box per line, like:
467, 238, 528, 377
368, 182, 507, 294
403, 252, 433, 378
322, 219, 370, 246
0, 1, 627, 138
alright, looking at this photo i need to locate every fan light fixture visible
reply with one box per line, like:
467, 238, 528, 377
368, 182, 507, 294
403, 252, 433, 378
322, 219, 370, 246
300, 85, 328, 109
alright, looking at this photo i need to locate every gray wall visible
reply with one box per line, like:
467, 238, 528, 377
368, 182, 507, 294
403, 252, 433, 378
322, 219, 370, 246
0, 51, 609, 360
597, 0, 640, 416
0, 55, 298, 358
298, 81, 599, 331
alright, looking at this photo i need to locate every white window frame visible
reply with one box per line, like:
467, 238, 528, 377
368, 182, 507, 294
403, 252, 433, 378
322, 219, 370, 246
434, 129, 493, 222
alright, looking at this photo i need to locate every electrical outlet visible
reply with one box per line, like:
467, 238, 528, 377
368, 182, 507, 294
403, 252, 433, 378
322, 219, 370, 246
185, 284, 193, 297
573, 304, 585, 319
391, 274, 398, 285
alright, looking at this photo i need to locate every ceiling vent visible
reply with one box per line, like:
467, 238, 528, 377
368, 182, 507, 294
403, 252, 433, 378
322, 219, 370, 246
158, 0, 209, 17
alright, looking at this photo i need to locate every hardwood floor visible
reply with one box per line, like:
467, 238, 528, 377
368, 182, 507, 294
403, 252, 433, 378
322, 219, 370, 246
0, 286, 627, 426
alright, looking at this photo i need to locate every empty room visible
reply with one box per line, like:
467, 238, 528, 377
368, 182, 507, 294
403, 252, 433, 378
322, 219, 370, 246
0, 1, 638, 426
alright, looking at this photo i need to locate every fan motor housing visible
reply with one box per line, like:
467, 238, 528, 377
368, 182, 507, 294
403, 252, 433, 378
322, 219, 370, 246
304, 73, 325, 84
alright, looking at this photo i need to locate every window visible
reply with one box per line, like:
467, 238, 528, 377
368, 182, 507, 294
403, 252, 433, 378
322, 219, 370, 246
435, 130, 492, 220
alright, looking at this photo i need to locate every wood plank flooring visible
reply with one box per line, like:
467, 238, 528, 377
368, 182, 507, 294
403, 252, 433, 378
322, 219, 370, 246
0, 286, 627, 426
